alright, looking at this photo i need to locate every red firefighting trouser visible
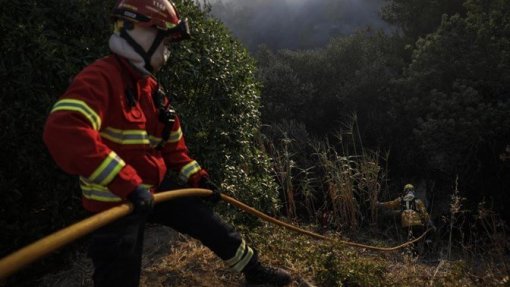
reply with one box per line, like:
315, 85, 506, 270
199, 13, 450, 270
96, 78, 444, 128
87, 180, 251, 287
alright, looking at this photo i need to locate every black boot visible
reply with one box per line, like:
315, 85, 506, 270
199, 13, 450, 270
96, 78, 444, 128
243, 260, 292, 286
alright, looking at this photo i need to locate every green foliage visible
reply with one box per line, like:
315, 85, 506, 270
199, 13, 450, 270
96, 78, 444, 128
389, 0, 510, 201
315, 248, 386, 287
0, 0, 112, 265
255, 0, 510, 221
244, 223, 389, 287
162, 1, 279, 213
0, 0, 278, 282
257, 30, 403, 227
256, 31, 405, 143
382, 0, 466, 44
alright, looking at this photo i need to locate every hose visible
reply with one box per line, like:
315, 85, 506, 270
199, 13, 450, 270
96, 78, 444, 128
0, 188, 429, 280
222, 193, 431, 251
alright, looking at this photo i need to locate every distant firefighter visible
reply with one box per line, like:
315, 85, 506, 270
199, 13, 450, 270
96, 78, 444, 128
377, 184, 435, 238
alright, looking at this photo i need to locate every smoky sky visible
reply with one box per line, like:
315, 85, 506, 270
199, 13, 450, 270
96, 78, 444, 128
205, 0, 392, 51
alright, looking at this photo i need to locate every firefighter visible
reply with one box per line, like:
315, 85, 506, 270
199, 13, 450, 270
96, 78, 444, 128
43, 0, 291, 286
377, 184, 436, 239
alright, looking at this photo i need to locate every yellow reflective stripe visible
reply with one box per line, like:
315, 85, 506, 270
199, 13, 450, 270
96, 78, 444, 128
51, 99, 101, 130
179, 161, 201, 182
88, 151, 125, 185
80, 178, 122, 202
165, 22, 177, 29
81, 189, 122, 202
225, 240, 246, 266
149, 135, 161, 147
101, 127, 182, 147
100, 127, 150, 145
231, 247, 254, 272
147, 128, 182, 148
80, 178, 153, 202
168, 128, 183, 143
225, 240, 254, 272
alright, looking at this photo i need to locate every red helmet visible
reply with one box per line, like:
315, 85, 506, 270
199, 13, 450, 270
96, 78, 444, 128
113, 0, 179, 29
112, 0, 189, 40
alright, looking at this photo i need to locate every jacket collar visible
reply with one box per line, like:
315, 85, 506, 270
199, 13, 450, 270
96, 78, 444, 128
109, 33, 152, 77
113, 53, 147, 83
402, 191, 415, 202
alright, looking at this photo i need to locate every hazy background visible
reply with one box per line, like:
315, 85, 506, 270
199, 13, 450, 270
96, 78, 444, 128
204, 0, 392, 51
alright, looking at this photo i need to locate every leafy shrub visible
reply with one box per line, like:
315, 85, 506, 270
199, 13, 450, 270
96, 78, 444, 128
315, 247, 386, 287
162, 1, 278, 213
388, 0, 510, 211
256, 31, 405, 144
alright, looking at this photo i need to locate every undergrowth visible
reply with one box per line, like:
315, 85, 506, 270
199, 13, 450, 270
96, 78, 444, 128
34, 214, 509, 286
240, 222, 497, 286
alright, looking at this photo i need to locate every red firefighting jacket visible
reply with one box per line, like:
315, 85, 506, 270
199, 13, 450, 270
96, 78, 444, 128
43, 54, 207, 212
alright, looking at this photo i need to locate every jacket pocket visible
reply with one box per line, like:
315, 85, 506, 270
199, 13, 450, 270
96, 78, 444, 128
123, 104, 146, 125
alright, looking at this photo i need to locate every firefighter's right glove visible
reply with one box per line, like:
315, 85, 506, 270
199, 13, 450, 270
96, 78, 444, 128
128, 186, 154, 215
199, 177, 222, 204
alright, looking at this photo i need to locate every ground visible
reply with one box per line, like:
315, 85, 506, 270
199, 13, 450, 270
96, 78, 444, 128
39, 221, 508, 287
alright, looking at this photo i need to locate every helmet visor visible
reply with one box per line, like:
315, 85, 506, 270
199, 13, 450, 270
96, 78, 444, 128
164, 18, 190, 43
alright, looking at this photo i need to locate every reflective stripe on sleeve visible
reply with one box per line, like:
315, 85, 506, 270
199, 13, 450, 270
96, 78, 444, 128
80, 177, 122, 202
80, 178, 152, 202
88, 151, 125, 186
179, 160, 201, 182
168, 127, 183, 143
224, 240, 254, 272
51, 99, 101, 130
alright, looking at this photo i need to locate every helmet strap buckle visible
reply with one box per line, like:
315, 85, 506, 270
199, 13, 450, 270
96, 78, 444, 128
119, 28, 166, 73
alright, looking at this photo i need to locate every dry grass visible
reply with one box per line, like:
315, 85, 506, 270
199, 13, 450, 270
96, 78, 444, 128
264, 118, 387, 232
140, 239, 241, 287
36, 217, 509, 287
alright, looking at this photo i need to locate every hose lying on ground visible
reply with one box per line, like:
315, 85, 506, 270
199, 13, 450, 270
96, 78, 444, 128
0, 188, 430, 280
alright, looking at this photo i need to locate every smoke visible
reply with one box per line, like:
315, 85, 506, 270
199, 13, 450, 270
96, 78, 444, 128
204, 0, 391, 51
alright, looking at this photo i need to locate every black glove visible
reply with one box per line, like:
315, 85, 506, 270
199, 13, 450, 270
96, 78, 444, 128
199, 177, 222, 203
128, 186, 154, 215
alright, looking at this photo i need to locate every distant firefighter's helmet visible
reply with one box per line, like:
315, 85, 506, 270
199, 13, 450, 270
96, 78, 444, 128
403, 184, 415, 192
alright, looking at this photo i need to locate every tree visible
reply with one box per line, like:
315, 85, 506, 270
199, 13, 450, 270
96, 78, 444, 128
382, 0, 466, 42
256, 31, 405, 144
388, 0, 510, 214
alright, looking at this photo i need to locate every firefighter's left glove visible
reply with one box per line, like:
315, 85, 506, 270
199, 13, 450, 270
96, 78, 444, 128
199, 177, 222, 204
128, 186, 154, 215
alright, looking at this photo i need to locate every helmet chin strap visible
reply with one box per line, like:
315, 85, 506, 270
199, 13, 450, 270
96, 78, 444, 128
119, 27, 166, 73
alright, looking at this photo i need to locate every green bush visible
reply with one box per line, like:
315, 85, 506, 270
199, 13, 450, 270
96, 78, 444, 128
0, 0, 111, 267
162, 1, 278, 212
315, 247, 386, 287
388, 0, 510, 204
382, 0, 465, 44
256, 31, 405, 141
